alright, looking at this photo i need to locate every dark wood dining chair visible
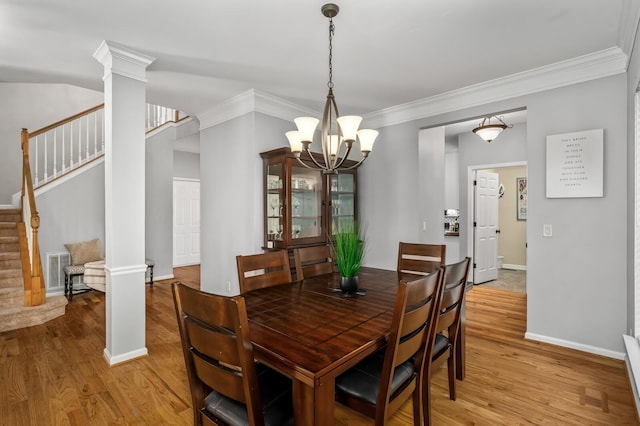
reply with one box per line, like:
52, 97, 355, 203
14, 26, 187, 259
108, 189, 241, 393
236, 250, 292, 294
172, 282, 294, 426
397, 242, 447, 275
335, 268, 445, 426
422, 256, 471, 426
292, 245, 335, 280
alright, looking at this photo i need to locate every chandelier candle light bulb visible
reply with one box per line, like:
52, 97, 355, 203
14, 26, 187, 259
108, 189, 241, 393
287, 3, 378, 174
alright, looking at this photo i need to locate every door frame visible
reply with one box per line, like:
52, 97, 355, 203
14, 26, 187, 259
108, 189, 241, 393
466, 161, 528, 283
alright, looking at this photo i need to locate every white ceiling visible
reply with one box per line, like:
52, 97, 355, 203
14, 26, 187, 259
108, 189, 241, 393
0, 0, 637, 123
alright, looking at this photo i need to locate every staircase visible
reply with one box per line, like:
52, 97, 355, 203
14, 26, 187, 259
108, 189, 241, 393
0, 209, 66, 333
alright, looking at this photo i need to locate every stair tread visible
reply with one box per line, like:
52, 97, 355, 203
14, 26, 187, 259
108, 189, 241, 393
0, 286, 23, 293
0, 296, 66, 313
0, 252, 20, 260
0, 296, 67, 332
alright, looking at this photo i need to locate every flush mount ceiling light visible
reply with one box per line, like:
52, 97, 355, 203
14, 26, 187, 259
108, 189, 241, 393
472, 116, 513, 142
286, 3, 378, 174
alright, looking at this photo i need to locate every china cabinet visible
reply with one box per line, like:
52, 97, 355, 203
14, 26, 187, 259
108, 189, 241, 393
260, 147, 358, 251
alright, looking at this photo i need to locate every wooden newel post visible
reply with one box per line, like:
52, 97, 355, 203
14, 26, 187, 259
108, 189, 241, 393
21, 128, 29, 152
29, 212, 44, 306
19, 127, 46, 307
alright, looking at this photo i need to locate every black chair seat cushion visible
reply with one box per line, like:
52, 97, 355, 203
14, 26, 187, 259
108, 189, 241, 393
432, 332, 451, 360
203, 363, 293, 426
335, 347, 416, 405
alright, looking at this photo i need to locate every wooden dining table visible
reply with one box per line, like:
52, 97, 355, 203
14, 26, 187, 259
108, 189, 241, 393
244, 266, 469, 426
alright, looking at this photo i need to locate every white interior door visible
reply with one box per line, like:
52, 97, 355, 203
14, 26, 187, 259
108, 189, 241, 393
474, 170, 499, 283
173, 179, 200, 266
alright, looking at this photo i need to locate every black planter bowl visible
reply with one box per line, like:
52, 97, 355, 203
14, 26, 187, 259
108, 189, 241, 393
334, 276, 367, 297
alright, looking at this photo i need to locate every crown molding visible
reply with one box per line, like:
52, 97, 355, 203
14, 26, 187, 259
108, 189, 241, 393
619, 0, 640, 65
363, 47, 628, 129
196, 47, 628, 132
93, 40, 156, 82
197, 89, 318, 130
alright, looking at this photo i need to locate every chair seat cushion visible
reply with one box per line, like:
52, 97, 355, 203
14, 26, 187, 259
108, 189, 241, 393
84, 260, 106, 292
335, 347, 416, 405
432, 333, 451, 359
64, 264, 87, 275
203, 363, 293, 426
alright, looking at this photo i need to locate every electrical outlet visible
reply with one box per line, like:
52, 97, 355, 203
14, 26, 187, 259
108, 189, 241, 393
543, 224, 552, 237
227, 281, 231, 293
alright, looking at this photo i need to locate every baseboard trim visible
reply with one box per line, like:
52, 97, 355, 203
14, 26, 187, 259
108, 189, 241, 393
147, 274, 174, 283
623, 335, 640, 421
525, 332, 625, 360
502, 263, 527, 271
103, 347, 148, 366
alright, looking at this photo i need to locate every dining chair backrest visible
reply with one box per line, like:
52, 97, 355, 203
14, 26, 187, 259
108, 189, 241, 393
422, 256, 471, 425
293, 245, 335, 280
437, 256, 471, 336
334, 267, 445, 424
397, 242, 446, 275
172, 282, 265, 425
236, 250, 292, 294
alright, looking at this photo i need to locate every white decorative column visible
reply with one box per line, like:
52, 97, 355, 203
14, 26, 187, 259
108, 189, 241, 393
93, 40, 155, 365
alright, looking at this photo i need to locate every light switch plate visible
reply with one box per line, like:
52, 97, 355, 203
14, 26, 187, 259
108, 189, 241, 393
543, 224, 552, 237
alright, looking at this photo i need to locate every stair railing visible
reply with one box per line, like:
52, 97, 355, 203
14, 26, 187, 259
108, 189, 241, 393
28, 103, 186, 189
19, 128, 45, 306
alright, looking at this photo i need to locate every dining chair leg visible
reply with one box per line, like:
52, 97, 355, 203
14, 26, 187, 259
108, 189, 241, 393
412, 387, 423, 426
423, 364, 433, 426
448, 355, 456, 401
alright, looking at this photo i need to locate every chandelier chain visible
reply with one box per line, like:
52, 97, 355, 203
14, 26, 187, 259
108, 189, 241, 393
328, 18, 334, 89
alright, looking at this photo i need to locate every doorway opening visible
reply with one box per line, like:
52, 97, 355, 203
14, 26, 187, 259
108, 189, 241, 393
173, 178, 201, 267
468, 163, 527, 292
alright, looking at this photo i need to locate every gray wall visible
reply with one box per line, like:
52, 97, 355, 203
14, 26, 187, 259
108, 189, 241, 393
626, 17, 640, 340
359, 74, 627, 355
37, 123, 179, 292
199, 112, 291, 295
174, 151, 200, 179
38, 161, 106, 276
146, 127, 175, 279
0, 83, 103, 204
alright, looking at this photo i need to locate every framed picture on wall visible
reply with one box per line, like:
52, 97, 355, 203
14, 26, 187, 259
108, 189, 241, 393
517, 177, 527, 221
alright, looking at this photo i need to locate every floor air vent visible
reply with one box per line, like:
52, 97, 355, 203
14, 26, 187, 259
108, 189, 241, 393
47, 252, 70, 292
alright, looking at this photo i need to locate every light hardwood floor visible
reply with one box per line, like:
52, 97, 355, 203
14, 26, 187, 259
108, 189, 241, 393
0, 265, 636, 425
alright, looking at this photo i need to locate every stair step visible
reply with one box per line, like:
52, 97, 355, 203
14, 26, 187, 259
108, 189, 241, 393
0, 287, 24, 306
0, 252, 20, 261
0, 229, 18, 238
0, 213, 21, 223
0, 258, 21, 269
0, 295, 67, 333
0, 241, 19, 252
0, 276, 23, 288
0, 269, 22, 280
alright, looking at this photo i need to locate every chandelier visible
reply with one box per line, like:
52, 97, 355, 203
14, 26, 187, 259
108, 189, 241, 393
286, 3, 378, 174
472, 115, 512, 142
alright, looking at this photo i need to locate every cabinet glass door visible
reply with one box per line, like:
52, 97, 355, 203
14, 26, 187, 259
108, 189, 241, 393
266, 163, 283, 244
331, 173, 355, 233
291, 166, 322, 241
